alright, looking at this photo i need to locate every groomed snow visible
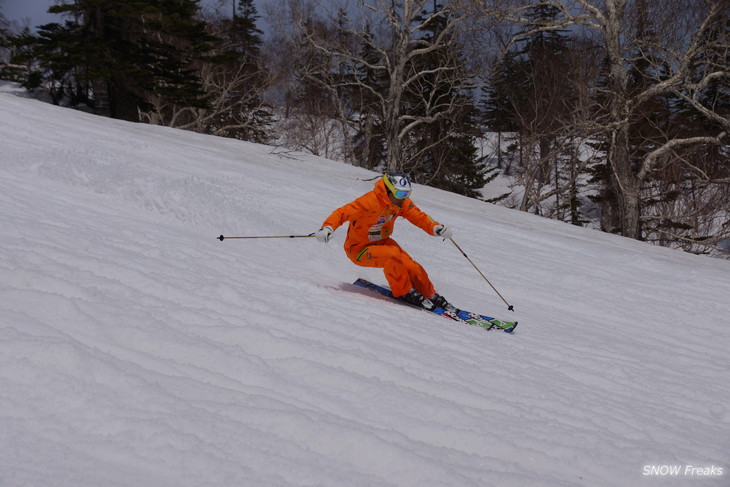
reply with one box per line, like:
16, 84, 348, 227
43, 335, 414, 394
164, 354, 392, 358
1, 81, 729, 486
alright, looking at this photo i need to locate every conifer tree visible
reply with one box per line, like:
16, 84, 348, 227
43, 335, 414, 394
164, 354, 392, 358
35, 0, 214, 121
292, 16, 335, 119
482, 4, 583, 218
352, 23, 387, 169
202, 0, 272, 142
0, 9, 9, 63
231, 0, 263, 55
405, 3, 486, 198
481, 51, 528, 134
1, 27, 44, 92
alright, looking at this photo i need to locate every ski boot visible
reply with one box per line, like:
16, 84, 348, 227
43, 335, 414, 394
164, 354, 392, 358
399, 288, 435, 310
430, 293, 457, 312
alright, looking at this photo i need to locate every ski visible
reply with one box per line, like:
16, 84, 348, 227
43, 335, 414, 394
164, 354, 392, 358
353, 278, 517, 333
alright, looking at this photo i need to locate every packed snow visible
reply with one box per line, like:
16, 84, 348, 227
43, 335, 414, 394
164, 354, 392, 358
1, 81, 729, 486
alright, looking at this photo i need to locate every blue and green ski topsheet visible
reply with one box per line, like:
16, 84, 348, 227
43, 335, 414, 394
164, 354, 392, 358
353, 278, 517, 333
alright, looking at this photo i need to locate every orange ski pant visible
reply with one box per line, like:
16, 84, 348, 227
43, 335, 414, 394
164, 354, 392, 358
347, 239, 435, 298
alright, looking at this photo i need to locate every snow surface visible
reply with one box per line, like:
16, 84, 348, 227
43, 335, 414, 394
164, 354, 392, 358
1, 81, 729, 486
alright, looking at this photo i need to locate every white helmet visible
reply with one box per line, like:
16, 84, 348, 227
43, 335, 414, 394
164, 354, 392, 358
383, 170, 412, 199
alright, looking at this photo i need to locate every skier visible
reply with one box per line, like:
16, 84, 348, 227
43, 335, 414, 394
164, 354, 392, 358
315, 170, 454, 310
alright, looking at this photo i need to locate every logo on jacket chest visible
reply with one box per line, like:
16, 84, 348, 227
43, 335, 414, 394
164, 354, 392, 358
367, 211, 397, 241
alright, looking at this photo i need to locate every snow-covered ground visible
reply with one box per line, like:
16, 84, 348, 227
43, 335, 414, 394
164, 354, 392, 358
1, 81, 729, 486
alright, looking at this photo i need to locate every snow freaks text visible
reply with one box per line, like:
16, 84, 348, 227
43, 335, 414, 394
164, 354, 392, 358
642, 465, 723, 477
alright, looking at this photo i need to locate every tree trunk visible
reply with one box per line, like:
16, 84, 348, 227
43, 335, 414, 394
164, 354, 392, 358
91, 79, 111, 117
608, 119, 642, 239
385, 26, 409, 171
605, 0, 642, 239
87, 5, 111, 118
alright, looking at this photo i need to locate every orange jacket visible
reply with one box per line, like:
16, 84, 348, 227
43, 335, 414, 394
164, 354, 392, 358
322, 179, 438, 257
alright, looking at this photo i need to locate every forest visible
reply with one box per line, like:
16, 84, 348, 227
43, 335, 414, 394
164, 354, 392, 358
1, 0, 728, 257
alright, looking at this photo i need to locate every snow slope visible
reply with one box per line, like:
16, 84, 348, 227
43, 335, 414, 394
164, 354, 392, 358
1, 81, 729, 487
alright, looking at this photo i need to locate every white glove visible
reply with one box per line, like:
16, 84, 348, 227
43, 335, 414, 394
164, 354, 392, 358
315, 226, 334, 243
434, 224, 453, 239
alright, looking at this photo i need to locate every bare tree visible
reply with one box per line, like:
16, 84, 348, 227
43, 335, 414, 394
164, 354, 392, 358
262, 0, 350, 159
140, 55, 274, 143
277, 0, 474, 170
643, 164, 730, 255
475, 0, 729, 245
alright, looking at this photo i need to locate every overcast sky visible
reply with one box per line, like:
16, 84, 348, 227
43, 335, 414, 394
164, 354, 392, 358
2, 0, 271, 30
2, 0, 59, 27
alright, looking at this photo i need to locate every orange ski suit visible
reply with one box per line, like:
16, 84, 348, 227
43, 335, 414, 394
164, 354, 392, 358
322, 178, 440, 298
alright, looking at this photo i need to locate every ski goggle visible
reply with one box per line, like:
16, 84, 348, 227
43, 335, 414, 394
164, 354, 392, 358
391, 188, 412, 199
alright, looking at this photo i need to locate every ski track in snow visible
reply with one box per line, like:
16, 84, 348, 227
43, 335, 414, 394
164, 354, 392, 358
1, 82, 729, 486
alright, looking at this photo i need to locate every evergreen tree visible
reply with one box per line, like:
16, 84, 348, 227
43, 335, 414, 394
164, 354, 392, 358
204, 0, 272, 142
231, 0, 263, 55
32, 22, 91, 104
483, 5, 574, 140
0, 9, 9, 63
481, 51, 529, 134
292, 16, 335, 117
1, 27, 43, 91
586, 56, 620, 232
31, 0, 215, 121
403, 4, 487, 198
482, 4, 583, 218
480, 49, 530, 176
352, 23, 387, 169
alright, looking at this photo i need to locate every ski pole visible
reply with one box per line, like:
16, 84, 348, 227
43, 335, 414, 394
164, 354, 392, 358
449, 238, 515, 312
218, 233, 315, 241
